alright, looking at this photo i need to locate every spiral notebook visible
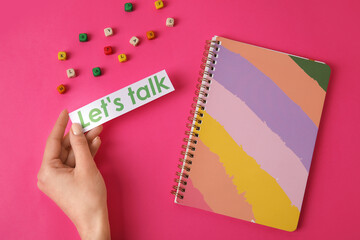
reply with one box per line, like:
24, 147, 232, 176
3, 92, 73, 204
171, 36, 331, 231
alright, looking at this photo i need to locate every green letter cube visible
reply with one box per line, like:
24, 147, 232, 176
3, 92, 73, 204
79, 33, 88, 42
125, 3, 133, 12
92, 67, 101, 77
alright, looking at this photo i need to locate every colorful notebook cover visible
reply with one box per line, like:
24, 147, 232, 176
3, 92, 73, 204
172, 36, 331, 231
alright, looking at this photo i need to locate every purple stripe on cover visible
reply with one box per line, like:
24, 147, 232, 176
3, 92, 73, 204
211, 46, 318, 171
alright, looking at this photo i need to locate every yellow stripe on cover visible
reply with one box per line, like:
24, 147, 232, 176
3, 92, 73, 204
199, 111, 300, 231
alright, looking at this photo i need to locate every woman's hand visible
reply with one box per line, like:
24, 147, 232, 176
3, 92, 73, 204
37, 110, 110, 240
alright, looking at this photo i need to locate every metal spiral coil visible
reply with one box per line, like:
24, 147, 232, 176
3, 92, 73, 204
171, 39, 220, 202
191, 102, 205, 110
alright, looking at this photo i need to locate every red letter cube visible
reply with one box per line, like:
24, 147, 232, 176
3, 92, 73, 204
104, 46, 113, 55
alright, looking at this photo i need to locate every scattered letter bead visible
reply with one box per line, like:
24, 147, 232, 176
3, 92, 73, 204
79, 33, 88, 42
58, 51, 66, 60
104, 46, 113, 55
125, 3, 133, 12
146, 31, 155, 40
92, 67, 101, 77
104, 27, 113, 37
129, 36, 139, 46
118, 54, 127, 62
66, 68, 76, 78
57, 84, 66, 94
155, 0, 164, 9
166, 18, 174, 27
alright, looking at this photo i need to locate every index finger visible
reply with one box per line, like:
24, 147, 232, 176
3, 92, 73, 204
43, 110, 69, 161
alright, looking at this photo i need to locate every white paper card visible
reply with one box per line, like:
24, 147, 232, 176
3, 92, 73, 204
69, 70, 175, 132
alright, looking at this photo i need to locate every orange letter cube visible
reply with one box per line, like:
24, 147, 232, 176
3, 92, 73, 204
146, 31, 155, 40
57, 84, 66, 94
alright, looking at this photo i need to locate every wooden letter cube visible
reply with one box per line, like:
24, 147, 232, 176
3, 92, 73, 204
118, 54, 127, 62
129, 36, 139, 46
104, 27, 113, 37
104, 46, 113, 55
57, 84, 66, 94
146, 31, 155, 40
166, 18, 174, 27
155, 0, 164, 9
79, 33, 88, 42
58, 51, 66, 60
92, 67, 101, 77
66, 68, 76, 78
125, 3, 133, 12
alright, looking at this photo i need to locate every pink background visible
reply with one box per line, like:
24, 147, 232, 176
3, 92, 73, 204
1, 0, 359, 239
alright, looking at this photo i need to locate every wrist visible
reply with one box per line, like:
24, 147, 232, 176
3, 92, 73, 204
76, 206, 110, 240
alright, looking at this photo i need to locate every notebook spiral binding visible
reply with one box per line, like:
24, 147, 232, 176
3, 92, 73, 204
171, 39, 221, 202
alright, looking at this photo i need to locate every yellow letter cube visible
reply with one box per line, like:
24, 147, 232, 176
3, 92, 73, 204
118, 54, 127, 62
155, 0, 164, 9
58, 51, 66, 60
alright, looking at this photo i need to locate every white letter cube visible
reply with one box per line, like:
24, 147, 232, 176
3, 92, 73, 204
104, 27, 113, 37
129, 36, 139, 46
166, 18, 174, 27
66, 68, 76, 78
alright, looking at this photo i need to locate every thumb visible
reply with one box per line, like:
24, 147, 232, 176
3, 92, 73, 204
70, 123, 96, 170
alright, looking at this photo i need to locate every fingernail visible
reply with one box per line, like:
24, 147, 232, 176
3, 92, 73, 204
92, 136, 100, 143
60, 109, 68, 116
71, 123, 83, 135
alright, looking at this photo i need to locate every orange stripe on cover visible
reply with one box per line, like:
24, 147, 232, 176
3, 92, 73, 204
181, 139, 255, 222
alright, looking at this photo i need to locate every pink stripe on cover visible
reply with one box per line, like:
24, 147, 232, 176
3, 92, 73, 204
180, 178, 213, 212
